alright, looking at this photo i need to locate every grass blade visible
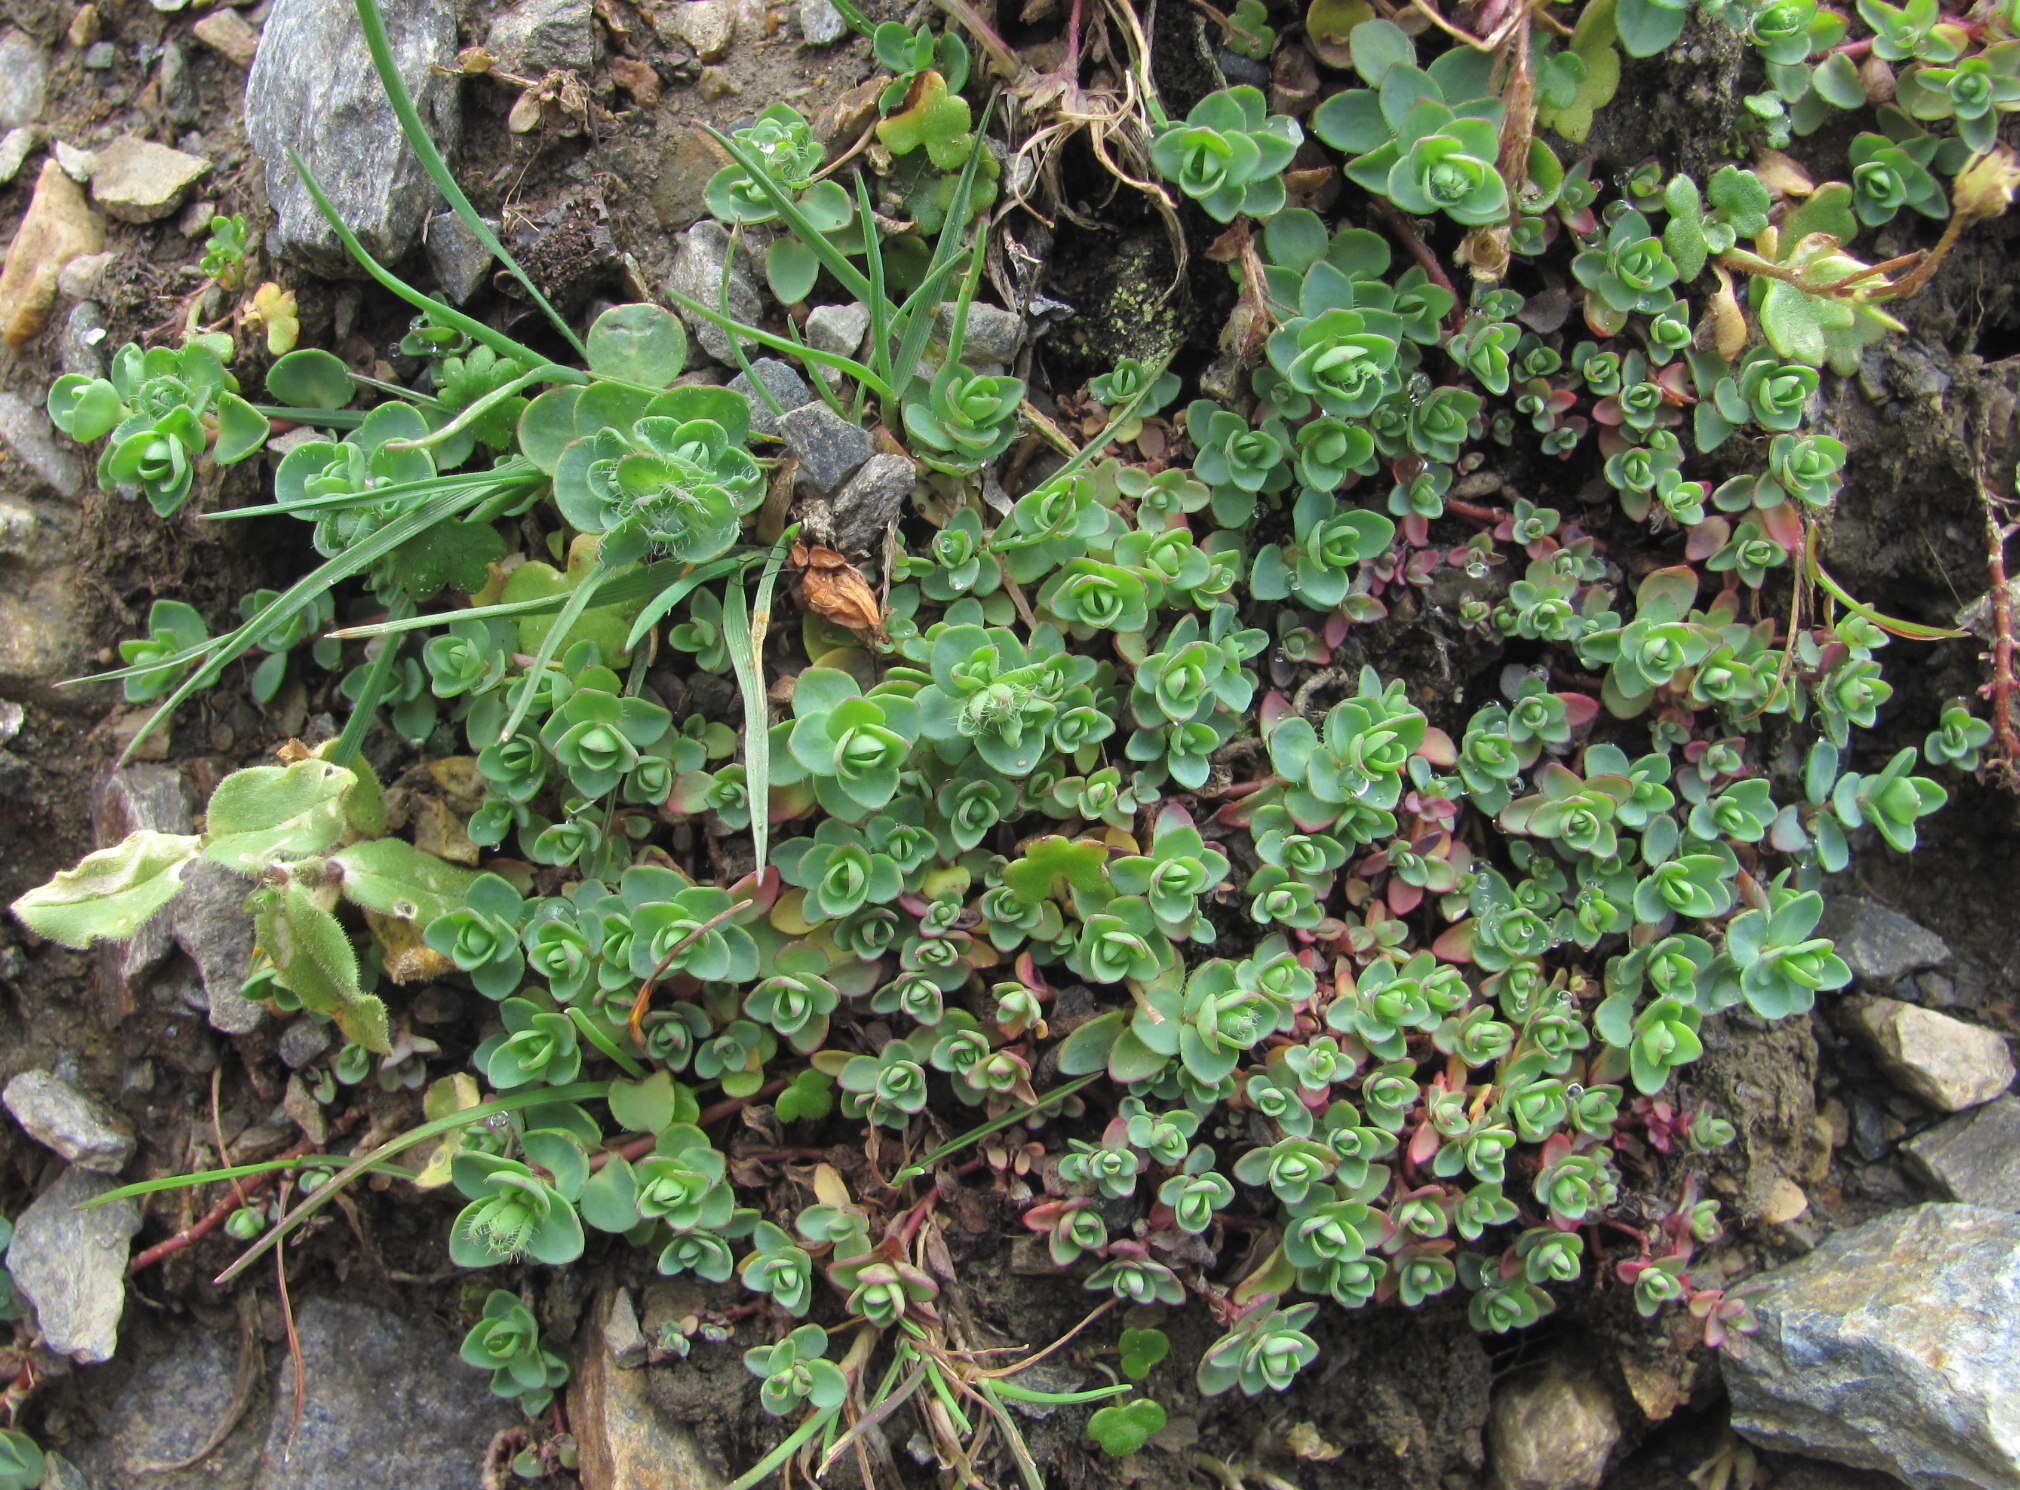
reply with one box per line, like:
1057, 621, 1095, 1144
326, 594, 410, 768
213, 1080, 614, 1286
292, 151, 563, 375
89, 486, 488, 760
664, 288, 893, 401
500, 565, 610, 741
702, 124, 875, 305
890, 1071, 1102, 1182
350, 0, 587, 358
720, 531, 798, 879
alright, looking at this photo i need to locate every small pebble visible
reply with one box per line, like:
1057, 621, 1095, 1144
82, 40, 116, 70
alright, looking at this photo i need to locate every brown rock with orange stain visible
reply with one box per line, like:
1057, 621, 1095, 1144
570, 1290, 726, 1490
792, 542, 886, 638
0, 161, 105, 348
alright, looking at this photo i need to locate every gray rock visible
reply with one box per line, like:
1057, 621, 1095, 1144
3, 1070, 136, 1174
0, 31, 47, 131
1725, 1204, 2020, 1489
1846, 996, 2014, 1112
97, 764, 192, 997
939, 302, 1023, 364
160, 42, 199, 129
0, 126, 34, 186
798, 0, 847, 45
168, 859, 264, 1036
602, 1286, 648, 1369
0, 499, 33, 558
5, 1166, 140, 1364
780, 402, 872, 493
801, 452, 915, 552
81, 42, 115, 72
424, 211, 492, 304
666, 220, 761, 363
806, 302, 869, 357
0, 391, 84, 496
52, 140, 95, 184
486, 0, 597, 73
89, 137, 210, 225
255, 1297, 515, 1490
278, 1018, 333, 1070
37, 1453, 91, 1490
1488, 1358, 1620, 1490
1820, 895, 1951, 985
61, 299, 107, 379
676, 0, 735, 59
66, 1323, 265, 1490
57, 250, 115, 301
1904, 1098, 2020, 1212
727, 356, 813, 438
245, 0, 461, 275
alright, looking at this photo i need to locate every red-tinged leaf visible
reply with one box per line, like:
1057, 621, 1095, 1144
1431, 919, 1477, 963
1757, 500, 1804, 554
1406, 1121, 1440, 1166
1260, 689, 1295, 734
1388, 879, 1423, 916
1684, 518, 1728, 563
1556, 692, 1600, 728
1154, 801, 1196, 838
1416, 725, 1457, 766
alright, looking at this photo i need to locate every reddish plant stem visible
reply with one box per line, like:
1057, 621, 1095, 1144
1377, 202, 1466, 336
1979, 479, 2020, 778
128, 1138, 317, 1273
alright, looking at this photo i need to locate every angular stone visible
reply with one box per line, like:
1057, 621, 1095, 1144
1904, 1097, 2020, 1212
278, 1018, 333, 1071
424, 210, 492, 304
254, 1297, 515, 1490
1819, 895, 1951, 985
676, 0, 735, 60
781, 402, 872, 493
665, 219, 761, 363
0, 499, 32, 557
5, 1166, 141, 1365
193, 9, 261, 68
1488, 1358, 1620, 1490
0, 127, 33, 187
89, 136, 210, 224
160, 43, 199, 129
94, 764, 192, 996
798, 0, 847, 44
0, 30, 47, 131
601, 1286, 648, 1369
0, 161, 106, 348
52, 140, 95, 184
799, 451, 914, 553
571, 1303, 726, 1490
245, 0, 461, 275
486, 0, 597, 74
168, 859, 265, 1036
1725, 1204, 2020, 1489
939, 302, 1023, 364
61, 299, 107, 378
4, 1070, 136, 1174
1846, 996, 2015, 1112
0, 390, 85, 496
806, 302, 869, 358
727, 356, 813, 438
57, 250, 114, 301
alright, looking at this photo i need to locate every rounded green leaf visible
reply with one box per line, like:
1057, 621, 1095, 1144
587, 303, 689, 388
266, 348, 355, 410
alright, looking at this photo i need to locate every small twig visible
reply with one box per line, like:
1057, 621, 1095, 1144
211, 1066, 249, 1210
626, 898, 754, 1046
276, 1177, 307, 1451
1377, 203, 1466, 335
129, 1138, 318, 1272
1977, 476, 2020, 780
